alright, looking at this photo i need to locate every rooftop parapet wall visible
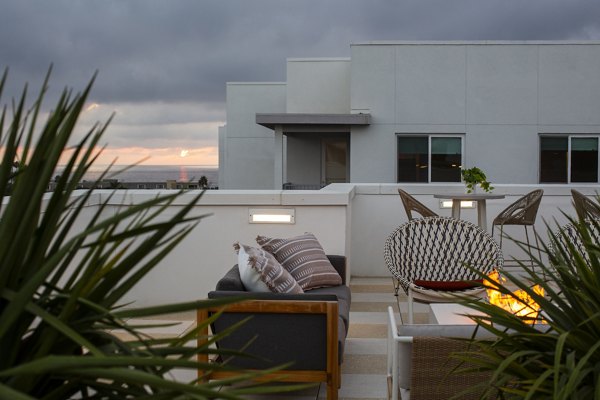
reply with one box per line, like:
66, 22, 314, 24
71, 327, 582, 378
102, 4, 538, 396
66, 184, 586, 306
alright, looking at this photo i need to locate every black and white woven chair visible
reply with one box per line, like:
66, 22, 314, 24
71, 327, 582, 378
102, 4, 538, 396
549, 219, 600, 265
384, 216, 504, 323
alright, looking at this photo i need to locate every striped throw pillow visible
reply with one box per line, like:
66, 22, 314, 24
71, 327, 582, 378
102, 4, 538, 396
234, 243, 303, 294
256, 233, 342, 290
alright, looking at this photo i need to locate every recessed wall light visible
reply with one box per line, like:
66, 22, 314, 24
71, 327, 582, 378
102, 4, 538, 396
249, 208, 295, 224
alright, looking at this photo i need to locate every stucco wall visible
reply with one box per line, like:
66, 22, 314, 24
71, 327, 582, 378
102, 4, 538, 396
287, 58, 351, 114
350, 42, 600, 184
68, 184, 591, 307
222, 83, 286, 189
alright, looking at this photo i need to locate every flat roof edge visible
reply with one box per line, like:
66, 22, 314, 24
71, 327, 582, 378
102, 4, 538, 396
227, 82, 286, 86
256, 113, 371, 129
351, 40, 600, 46
287, 57, 351, 62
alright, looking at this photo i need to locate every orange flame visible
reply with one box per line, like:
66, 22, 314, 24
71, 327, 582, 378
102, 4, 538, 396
486, 271, 545, 323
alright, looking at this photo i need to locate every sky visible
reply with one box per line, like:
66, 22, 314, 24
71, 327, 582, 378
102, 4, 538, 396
2, 0, 600, 166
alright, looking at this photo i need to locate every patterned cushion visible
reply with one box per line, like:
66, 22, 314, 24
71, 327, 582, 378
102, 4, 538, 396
234, 243, 303, 294
256, 233, 342, 290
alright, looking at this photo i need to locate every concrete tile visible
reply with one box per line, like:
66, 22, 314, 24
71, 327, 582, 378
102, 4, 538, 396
319, 374, 388, 399
350, 311, 388, 324
351, 293, 398, 303
347, 324, 387, 339
344, 338, 387, 355
351, 302, 398, 312
350, 284, 395, 294
342, 354, 387, 374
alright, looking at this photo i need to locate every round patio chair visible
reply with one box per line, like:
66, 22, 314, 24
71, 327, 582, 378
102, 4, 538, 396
397, 188, 438, 221
384, 216, 503, 324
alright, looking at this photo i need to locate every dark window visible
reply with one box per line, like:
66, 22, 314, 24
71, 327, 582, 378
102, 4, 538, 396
397, 136, 462, 183
397, 137, 428, 182
540, 137, 568, 183
431, 137, 461, 182
540, 136, 598, 183
571, 138, 598, 183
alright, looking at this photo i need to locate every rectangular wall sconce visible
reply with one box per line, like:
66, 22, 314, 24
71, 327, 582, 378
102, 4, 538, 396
249, 208, 295, 224
439, 200, 476, 209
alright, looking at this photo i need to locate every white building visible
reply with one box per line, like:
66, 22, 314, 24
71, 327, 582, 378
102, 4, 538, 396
218, 41, 600, 190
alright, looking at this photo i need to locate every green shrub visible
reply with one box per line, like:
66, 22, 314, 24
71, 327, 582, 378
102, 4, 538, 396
457, 218, 600, 399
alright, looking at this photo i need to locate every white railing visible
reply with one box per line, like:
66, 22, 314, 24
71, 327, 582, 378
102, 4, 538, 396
67, 184, 593, 306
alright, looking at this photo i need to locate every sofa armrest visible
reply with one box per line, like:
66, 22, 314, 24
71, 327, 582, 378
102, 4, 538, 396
209, 290, 338, 302
198, 298, 340, 391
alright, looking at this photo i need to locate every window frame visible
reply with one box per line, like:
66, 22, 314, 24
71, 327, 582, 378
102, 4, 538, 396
539, 134, 600, 184
396, 134, 465, 183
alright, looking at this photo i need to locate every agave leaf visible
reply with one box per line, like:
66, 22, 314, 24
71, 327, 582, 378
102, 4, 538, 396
0, 70, 299, 398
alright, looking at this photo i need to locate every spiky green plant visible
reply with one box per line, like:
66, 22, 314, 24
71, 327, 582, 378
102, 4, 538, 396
455, 217, 600, 399
0, 69, 300, 399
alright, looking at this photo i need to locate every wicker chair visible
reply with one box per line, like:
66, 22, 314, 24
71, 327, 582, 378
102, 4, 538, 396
550, 219, 600, 265
386, 307, 495, 400
571, 189, 600, 220
491, 189, 543, 265
397, 188, 438, 220
384, 217, 503, 324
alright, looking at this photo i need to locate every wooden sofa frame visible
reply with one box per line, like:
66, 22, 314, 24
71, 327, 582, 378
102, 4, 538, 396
197, 299, 340, 400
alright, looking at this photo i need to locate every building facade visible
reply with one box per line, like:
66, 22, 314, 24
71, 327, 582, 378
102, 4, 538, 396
218, 41, 600, 190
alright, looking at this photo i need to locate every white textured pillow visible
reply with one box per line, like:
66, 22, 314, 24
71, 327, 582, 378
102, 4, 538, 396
236, 243, 270, 292
233, 242, 303, 294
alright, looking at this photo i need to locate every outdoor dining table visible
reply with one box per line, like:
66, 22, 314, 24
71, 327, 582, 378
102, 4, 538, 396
433, 193, 505, 231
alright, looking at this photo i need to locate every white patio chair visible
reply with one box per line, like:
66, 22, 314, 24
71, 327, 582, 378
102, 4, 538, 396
387, 306, 495, 400
384, 216, 504, 323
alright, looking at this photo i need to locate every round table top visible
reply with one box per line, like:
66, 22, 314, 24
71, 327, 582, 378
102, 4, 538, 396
433, 193, 505, 200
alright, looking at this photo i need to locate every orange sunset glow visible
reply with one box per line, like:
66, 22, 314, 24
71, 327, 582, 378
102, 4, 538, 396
57, 146, 218, 166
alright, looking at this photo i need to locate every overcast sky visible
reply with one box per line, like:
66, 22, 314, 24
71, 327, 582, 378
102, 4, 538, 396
2, 0, 600, 165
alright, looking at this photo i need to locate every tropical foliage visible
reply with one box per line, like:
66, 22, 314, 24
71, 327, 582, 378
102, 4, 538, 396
457, 217, 600, 399
0, 69, 294, 399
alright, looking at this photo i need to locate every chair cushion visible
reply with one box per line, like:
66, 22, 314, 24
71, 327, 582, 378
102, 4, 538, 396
410, 284, 487, 303
256, 232, 342, 290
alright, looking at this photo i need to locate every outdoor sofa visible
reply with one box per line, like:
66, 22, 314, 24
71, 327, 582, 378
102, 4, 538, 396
198, 254, 350, 400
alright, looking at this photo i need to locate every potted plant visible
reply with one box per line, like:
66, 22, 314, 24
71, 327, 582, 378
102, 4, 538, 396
461, 166, 494, 193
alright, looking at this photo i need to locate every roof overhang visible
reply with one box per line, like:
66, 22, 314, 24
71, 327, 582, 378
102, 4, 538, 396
256, 113, 371, 131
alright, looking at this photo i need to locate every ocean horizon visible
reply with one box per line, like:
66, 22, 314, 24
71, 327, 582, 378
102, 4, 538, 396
55, 165, 218, 184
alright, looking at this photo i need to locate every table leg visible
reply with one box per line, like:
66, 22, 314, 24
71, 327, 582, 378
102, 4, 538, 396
477, 200, 487, 231
451, 200, 461, 219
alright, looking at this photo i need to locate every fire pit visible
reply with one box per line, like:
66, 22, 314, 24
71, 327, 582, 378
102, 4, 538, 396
486, 271, 545, 323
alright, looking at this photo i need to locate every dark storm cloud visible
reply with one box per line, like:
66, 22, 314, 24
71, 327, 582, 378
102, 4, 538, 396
2, 0, 600, 105
2, 0, 600, 159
